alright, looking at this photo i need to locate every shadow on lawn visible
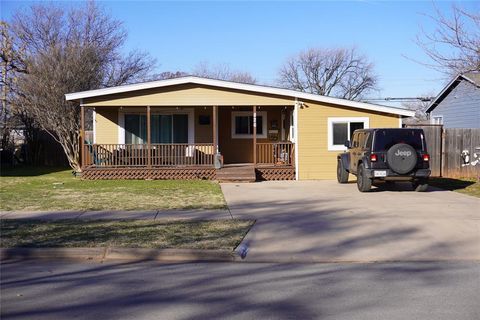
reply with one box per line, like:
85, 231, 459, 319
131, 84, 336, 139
0, 166, 71, 177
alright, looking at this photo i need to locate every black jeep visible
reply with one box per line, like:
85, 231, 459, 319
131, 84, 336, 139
337, 128, 431, 192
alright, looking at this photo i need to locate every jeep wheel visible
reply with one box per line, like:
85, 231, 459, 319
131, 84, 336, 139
337, 159, 349, 183
357, 164, 372, 192
412, 179, 429, 192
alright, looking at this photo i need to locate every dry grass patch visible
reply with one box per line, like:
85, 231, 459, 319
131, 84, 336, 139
0, 219, 254, 250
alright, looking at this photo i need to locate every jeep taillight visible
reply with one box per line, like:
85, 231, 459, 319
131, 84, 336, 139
370, 154, 377, 162
423, 154, 430, 161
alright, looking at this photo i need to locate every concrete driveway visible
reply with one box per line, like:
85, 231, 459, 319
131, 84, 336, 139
222, 181, 480, 262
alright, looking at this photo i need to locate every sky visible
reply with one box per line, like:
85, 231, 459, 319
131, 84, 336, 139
2, 0, 479, 105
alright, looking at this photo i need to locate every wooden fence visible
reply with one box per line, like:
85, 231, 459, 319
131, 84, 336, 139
442, 128, 480, 179
406, 125, 480, 179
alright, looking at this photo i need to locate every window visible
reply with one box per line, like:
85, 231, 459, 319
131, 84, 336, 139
125, 114, 147, 144
124, 113, 189, 144
231, 111, 267, 138
327, 117, 369, 151
373, 129, 424, 151
432, 116, 443, 125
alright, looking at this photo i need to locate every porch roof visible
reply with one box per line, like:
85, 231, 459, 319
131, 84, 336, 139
66, 76, 415, 117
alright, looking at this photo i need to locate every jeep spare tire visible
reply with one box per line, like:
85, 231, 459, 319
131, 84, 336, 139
386, 143, 417, 174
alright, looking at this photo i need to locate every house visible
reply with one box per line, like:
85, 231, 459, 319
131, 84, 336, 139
65, 76, 414, 181
426, 72, 480, 128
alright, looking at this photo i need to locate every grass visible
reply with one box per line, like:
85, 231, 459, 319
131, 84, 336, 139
429, 177, 480, 198
0, 219, 254, 250
0, 167, 226, 211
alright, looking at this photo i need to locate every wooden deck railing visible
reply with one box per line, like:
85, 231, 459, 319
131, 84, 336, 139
256, 142, 295, 166
84, 143, 215, 167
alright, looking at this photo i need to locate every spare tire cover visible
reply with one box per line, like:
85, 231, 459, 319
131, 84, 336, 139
387, 143, 417, 174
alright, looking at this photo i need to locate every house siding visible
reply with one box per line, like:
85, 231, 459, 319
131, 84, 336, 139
95, 107, 119, 144
430, 80, 480, 128
90, 85, 404, 180
297, 102, 399, 180
83, 84, 294, 107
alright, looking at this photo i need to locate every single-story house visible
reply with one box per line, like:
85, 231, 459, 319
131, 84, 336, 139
65, 76, 414, 181
426, 72, 480, 128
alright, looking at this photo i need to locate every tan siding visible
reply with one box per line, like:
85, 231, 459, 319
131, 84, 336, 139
95, 108, 118, 144
298, 102, 399, 180
83, 84, 293, 107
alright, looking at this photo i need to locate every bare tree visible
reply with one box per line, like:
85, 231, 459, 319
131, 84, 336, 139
401, 95, 434, 124
7, 2, 156, 172
416, 4, 480, 75
1, 21, 33, 159
155, 71, 189, 80
277, 47, 378, 100
192, 62, 256, 84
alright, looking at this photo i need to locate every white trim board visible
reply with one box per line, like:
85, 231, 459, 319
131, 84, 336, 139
92, 109, 96, 144
66, 76, 415, 117
327, 117, 370, 151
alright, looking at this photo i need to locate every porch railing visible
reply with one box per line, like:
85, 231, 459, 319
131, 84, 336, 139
84, 143, 215, 167
256, 142, 295, 166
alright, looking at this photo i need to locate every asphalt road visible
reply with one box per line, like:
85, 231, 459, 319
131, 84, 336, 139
1, 260, 479, 320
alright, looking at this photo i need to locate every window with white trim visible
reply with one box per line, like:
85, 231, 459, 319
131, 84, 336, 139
327, 117, 369, 151
231, 111, 267, 138
432, 115, 443, 125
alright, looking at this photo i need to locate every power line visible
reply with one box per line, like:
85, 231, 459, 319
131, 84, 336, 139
362, 97, 435, 103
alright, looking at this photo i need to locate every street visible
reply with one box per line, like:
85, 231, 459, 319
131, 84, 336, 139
1, 259, 479, 320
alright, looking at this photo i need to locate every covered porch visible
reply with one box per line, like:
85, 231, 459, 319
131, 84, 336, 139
80, 105, 296, 181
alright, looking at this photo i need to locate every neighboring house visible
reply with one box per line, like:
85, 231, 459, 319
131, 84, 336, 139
65, 76, 413, 181
426, 72, 480, 128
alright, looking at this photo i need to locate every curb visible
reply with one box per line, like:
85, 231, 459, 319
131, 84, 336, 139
0, 247, 236, 263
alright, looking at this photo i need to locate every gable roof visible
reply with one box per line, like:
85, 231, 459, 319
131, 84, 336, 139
65, 76, 414, 117
426, 72, 480, 113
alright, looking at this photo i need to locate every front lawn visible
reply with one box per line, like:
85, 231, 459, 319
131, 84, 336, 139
429, 177, 480, 198
0, 219, 254, 250
0, 167, 226, 211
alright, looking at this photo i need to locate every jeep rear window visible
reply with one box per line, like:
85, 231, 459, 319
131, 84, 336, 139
373, 130, 425, 151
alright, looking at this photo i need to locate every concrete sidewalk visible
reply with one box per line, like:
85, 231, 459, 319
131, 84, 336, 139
0, 209, 232, 220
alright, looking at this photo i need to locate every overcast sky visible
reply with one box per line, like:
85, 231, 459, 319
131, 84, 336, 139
2, 0, 479, 104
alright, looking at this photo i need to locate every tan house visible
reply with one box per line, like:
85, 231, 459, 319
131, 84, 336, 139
65, 76, 414, 181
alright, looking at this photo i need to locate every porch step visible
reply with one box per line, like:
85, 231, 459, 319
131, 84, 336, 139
215, 165, 256, 183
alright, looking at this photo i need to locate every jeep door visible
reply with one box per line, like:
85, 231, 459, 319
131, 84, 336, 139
350, 132, 361, 174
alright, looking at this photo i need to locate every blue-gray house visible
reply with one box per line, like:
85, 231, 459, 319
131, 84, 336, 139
426, 72, 480, 128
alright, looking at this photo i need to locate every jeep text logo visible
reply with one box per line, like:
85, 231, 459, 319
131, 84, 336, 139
395, 150, 412, 157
